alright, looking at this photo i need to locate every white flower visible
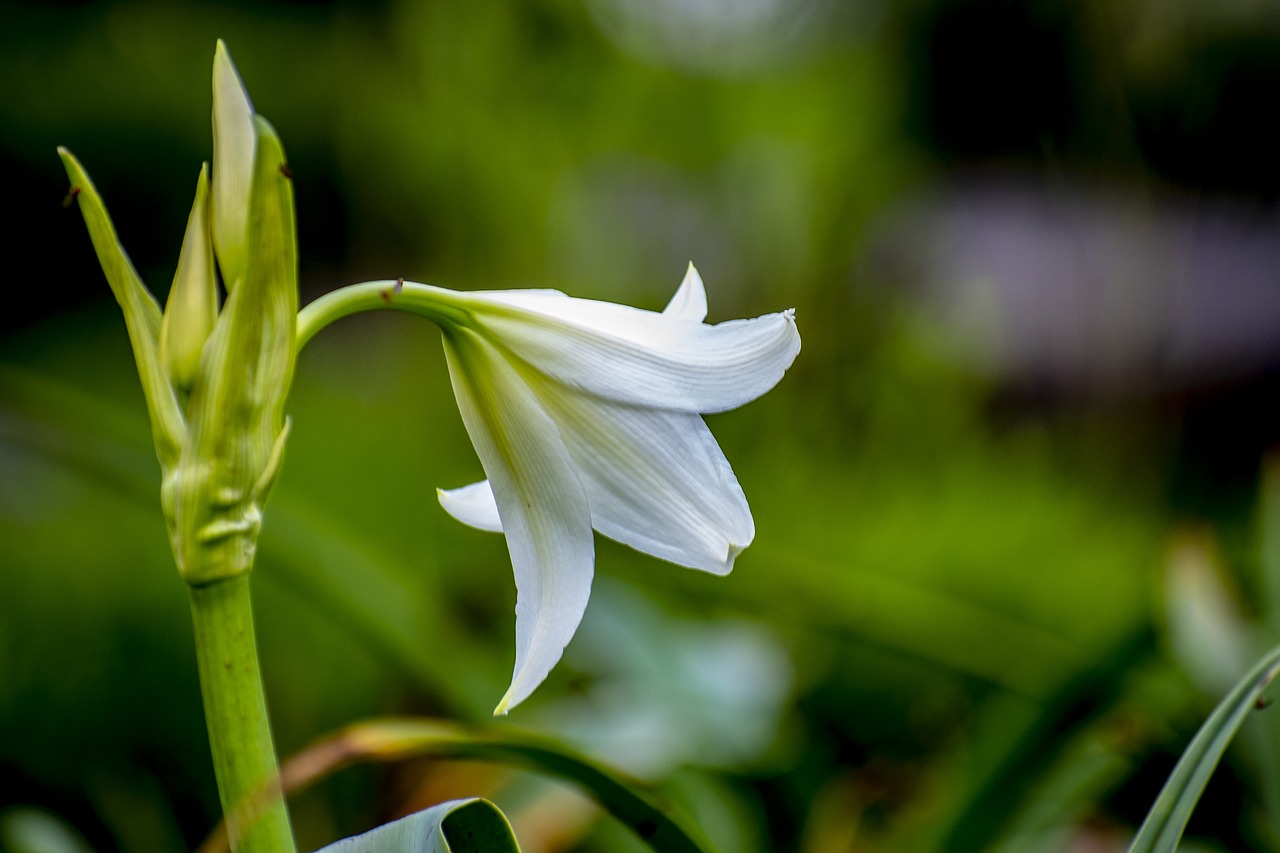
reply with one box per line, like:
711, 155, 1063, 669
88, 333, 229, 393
400, 265, 799, 713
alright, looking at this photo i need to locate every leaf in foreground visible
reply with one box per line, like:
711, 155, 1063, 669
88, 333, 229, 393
1128, 643, 1280, 852
314, 799, 517, 853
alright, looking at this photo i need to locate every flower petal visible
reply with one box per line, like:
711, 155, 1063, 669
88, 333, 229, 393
460, 287, 799, 415
442, 327, 595, 714
663, 263, 708, 322
528, 377, 753, 575
437, 480, 503, 533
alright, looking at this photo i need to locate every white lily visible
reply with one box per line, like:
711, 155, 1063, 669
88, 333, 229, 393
297, 265, 800, 713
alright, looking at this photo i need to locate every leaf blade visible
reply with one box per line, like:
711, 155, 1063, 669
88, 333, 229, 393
312, 798, 518, 853
1128, 643, 1280, 852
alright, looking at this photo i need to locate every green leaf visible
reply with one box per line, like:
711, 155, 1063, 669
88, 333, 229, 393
285, 718, 716, 853
313, 799, 518, 853
56, 148, 185, 469
436, 801, 521, 853
1255, 457, 1280, 841
1128, 643, 1280, 852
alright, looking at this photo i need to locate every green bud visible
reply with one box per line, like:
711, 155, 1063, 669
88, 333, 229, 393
159, 164, 218, 392
211, 39, 255, 293
63, 43, 297, 590
164, 117, 297, 585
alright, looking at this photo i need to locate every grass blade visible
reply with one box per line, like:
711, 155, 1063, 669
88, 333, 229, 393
1128, 643, 1280, 852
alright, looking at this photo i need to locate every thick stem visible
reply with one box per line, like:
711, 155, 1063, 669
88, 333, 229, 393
189, 575, 296, 853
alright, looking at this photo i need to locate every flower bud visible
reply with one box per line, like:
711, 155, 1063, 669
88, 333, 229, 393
63, 43, 297, 589
211, 39, 255, 292
159, 164, 218, 392
167, 117, 297, 585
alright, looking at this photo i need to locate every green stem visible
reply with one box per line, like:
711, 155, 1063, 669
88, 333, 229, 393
295, 280, 470, 352
189, 575, 296, 853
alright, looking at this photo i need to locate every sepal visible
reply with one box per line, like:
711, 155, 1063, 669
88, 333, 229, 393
58, 148, 185, 468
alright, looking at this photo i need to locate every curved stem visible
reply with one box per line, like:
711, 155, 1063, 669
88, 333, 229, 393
190, 575, 296, 853
295, 280, 469, 352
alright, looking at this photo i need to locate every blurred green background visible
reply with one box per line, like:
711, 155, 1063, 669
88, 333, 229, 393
4, 0, 1280, 850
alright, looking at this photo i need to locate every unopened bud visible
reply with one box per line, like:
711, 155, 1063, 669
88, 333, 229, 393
159, 164, 218, 392
211, 39, 255, 292
171, 116, 297, 585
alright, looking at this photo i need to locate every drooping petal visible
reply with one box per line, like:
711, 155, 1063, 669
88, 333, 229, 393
461, 290, 799, 414
437, 480, 503, 533
663, 263, 708, 322
529, 377, 753, 574
355, 272, 797, 413
442, 327, 595, 714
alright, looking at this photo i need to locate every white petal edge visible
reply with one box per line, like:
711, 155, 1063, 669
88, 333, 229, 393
442, 328, 595, 715
438, 481, 504, 533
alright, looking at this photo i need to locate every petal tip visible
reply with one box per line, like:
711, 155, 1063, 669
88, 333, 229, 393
437, 479, 505, 533
493, 674, 533, 716
664, 263, 709, 322
720, 540, 749, 575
